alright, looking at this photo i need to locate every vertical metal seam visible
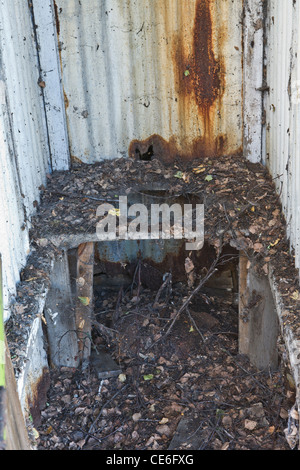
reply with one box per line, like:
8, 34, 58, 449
28, 2, 53, 173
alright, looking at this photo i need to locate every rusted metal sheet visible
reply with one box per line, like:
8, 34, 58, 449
54, 0, 243, 163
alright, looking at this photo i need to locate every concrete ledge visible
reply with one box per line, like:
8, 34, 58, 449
17, 316, 50, 427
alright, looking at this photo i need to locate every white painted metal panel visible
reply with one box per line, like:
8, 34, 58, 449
265, 0, 300, 270
0, 0, 50, 320
54, 0, 244, 163
243, 0, 264, 163
0, 81, 29, 321
32, 0, 70, 171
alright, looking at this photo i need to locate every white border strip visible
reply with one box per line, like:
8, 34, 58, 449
243, 0, 264, 163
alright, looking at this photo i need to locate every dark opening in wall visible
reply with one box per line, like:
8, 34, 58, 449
136, 145, 154, 161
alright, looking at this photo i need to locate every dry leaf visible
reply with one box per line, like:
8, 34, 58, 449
284, 424, 298, 449
37, 238, 48, 247
253, 242, 264, 252
185, 257, 194, 274
76, 277, 85, 287
280, 408, 289, 419
159, 417, 169, 425
290, 407, 299, 420
78, 296, 90, 306
221, 442, 230, 450
244, 419, 257, 430
263, 263, 268, 275
291, 291, 299, 301
132, 413, 142, 422
193, 165, 206, 174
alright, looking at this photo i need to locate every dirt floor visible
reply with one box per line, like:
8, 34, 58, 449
35, 279, 292, 451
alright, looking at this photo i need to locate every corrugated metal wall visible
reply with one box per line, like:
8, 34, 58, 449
1, 0, 300, 321
54, 0, 243, 163
0, 0, 50, 320
264, 0, 300, 270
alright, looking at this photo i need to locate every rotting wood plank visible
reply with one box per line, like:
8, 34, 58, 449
4, 337, 30, 450
75, 242, 94, 364
44, 251, 79, 368
238, 252, 250, 356
0, 257, 5, 450
238, 252, 278, 371
0, 257, 30, 449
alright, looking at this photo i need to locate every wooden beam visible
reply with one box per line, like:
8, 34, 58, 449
5, 338, 31, 450
0, 258, 30, 450
44, 251, 79, 367
239, 252, 278, 371
75, 243, 94, 364
238, 252, 250, 356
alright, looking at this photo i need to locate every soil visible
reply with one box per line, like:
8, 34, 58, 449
35, 282, 292, 451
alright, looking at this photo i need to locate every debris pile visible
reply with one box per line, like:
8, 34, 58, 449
36, 283, 291, 450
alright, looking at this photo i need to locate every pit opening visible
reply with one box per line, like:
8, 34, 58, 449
136, 145, 154, 161
37, 188, 291, 450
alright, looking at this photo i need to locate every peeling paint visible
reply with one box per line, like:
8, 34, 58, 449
265, 0, 300, 271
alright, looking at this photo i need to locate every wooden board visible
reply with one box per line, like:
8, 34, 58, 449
4, 337, 31, 450
75, 242, 94, 363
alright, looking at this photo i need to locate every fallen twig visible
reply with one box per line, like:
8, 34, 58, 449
153, 272, 172, 307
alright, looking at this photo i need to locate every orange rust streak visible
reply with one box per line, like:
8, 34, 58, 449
169, 0, 226, 159
192, 0, 221, 112
53, 0, 60, 36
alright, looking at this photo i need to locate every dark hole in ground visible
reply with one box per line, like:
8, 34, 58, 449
36, 247, 292, 450
136, 145, 154, 161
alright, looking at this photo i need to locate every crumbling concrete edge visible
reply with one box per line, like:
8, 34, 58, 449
6, 247, 55, 436
268, 265, 300, 448
17, 296, 50, 425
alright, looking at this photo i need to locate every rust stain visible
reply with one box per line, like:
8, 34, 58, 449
129, 134, 178, 163
192, 0, 222, 111
27, 367, 50, 427
171, 0, 226, 160
128, 133, 238, 164
129, 0, 230, 163
63, 89, 69, 109
53, 0, 60, 36
70, 155, 84, 166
